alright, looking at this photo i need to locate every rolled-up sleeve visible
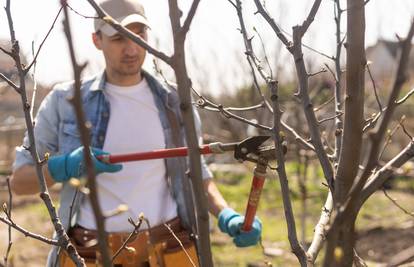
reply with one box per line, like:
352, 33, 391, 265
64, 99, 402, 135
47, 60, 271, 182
13, 89, 60, 171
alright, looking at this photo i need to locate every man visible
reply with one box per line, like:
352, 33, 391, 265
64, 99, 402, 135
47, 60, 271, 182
11, 0, 262, 266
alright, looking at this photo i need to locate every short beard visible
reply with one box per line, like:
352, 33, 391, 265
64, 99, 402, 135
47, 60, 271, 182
115, 66, 141, 77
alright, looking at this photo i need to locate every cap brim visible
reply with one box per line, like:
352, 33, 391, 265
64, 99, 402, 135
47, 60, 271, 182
100, 14, 150, 37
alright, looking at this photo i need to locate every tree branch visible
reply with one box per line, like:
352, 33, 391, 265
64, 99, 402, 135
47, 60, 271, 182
3, 178, 13, 266
0, 73, 20, 93
347, 18, 414, 209
253, 0, 291, 49
0, 216, 59, 246
167, 0, 214, 265
62, 3, 111, 266
181, 0, 200, 38
164, 223, 197, 267
300, 0, 323, 37
359, 139, 414, 205
307, 192, 333, 263
270, 81, 308, 266
382, 189, 414, 218
4, 0, 85, 265
24, 6, 63, 74
395, 87, 414, 105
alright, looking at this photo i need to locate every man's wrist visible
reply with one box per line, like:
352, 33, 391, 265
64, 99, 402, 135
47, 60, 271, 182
218, 207, 239, 233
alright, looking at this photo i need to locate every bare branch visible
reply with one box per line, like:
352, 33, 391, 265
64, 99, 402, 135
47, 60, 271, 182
366, 63, 383, 111
292, 25, 335, 191
282, 121, 316, 151
163, 223, 197, 267
253, 0, 291, 49
0, 216, 59, 246
388, 246, 414, 267
353, 249, 368, 267
307, 192, 333, 263
167, 1, 214, 265
318, 112, 344, 124
378, 117, 404, 160
395, 87, 414, 105
195, 96, 271, 131
112, 216, 144, 262
230, 0, 272, 113
0, 46, 13, 57
0, 73, 20, 93
270, 81, 308, 266
314, 96, 335, 112
382, 189, 414, 218
30, 41, 38, 121
254, 2, 334, 61
349, 19, 414, 206
24, 6, 63, 74
62, 2, 111, 266
253, 27, 274, 79
308, 68, 327, 77
300, 0, 323, 37
67, 3, 99, 19
333, 0, 345, 163
4, 0, 85, 265
324, 63, 337, 82
360, 139, 414, 204
399, 119, 413, 140
181, 0, 201, 38
3, 178, 13, 266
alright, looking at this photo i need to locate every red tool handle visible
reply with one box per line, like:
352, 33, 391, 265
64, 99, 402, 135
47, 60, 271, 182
242, 174, 266, 232
97, 145, 213, 163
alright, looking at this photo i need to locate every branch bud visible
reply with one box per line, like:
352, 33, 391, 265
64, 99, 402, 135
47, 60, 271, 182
2, 203, 8, 214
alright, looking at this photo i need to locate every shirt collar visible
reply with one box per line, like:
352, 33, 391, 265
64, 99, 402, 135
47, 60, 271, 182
85, 69, 178, 109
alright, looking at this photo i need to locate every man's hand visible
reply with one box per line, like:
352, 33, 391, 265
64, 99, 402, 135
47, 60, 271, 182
218, 208, 262, 247
47, 146, 123, 182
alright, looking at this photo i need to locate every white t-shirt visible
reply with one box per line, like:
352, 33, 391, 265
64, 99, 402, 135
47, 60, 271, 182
77, 78, 178, 232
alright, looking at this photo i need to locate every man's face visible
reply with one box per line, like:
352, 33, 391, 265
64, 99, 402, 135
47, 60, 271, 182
93, 23, 147, 82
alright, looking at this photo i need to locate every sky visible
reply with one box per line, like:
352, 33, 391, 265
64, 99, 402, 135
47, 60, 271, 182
0, 0, 413, 95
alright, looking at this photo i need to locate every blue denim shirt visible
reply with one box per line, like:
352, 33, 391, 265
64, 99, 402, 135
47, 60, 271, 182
13, 70, 212, 266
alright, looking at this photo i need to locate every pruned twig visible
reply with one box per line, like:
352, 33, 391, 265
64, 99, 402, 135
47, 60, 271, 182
111, 215, 144, 262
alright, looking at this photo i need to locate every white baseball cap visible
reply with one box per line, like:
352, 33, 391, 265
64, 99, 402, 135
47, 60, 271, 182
94, 0, 150, 36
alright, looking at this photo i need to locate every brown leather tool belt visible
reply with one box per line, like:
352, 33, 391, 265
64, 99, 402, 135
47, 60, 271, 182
61, 217, 199, 267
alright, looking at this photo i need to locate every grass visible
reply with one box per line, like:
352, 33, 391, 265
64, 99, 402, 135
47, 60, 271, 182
211, 162, 329, 266
210, 162, 414, 266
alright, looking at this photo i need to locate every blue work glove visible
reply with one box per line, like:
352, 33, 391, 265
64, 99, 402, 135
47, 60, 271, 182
47, 146, 122, 182
218, 208, 262, 247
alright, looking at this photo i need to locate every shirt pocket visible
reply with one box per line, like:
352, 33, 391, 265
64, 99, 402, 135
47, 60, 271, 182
59, 122, 82, 154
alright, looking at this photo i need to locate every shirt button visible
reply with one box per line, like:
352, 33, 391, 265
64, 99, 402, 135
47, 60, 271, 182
102, 112, 109, 118
99, 136, 105, 141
